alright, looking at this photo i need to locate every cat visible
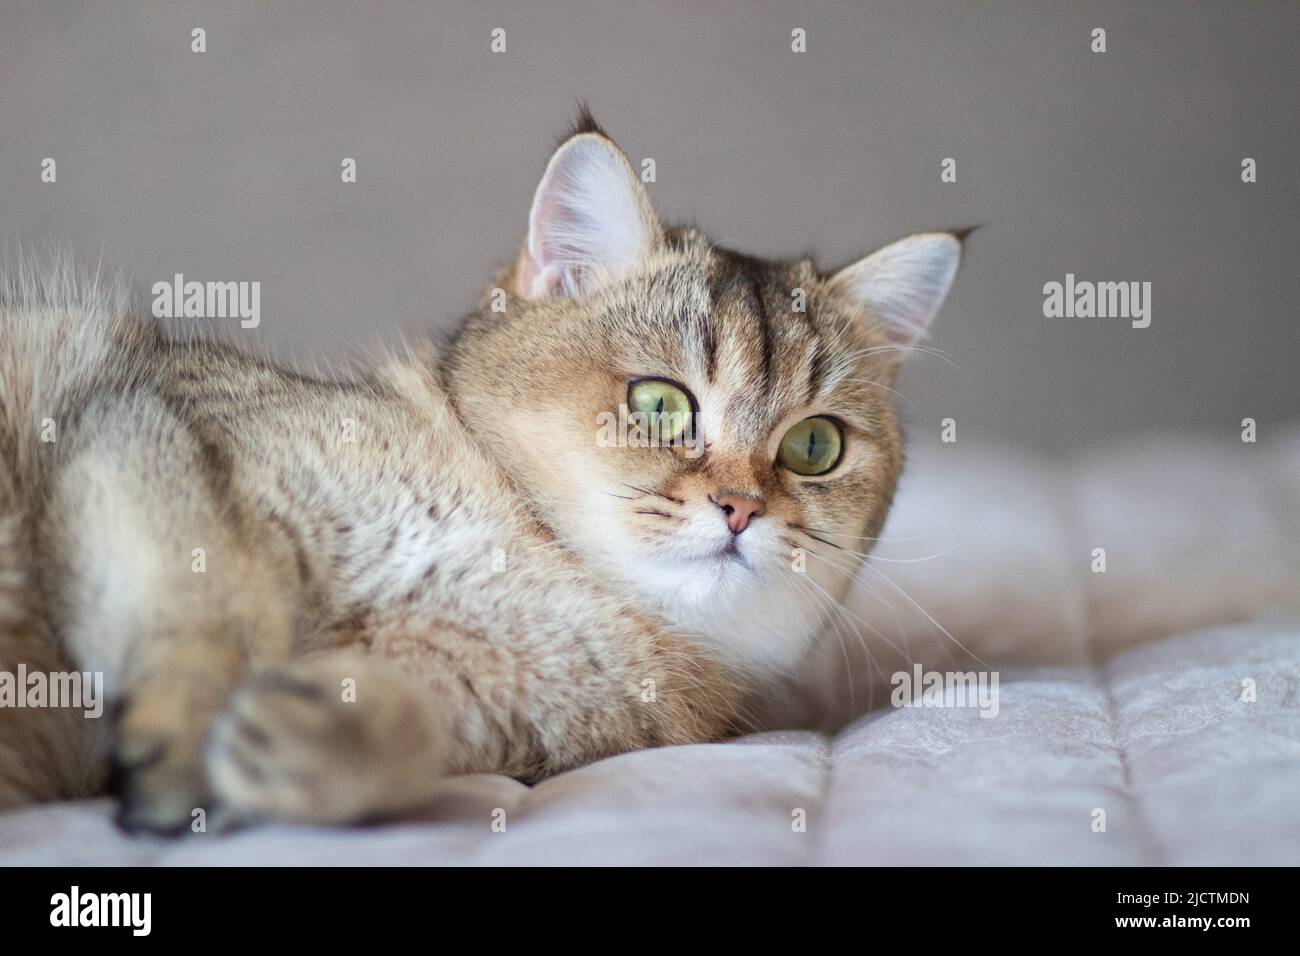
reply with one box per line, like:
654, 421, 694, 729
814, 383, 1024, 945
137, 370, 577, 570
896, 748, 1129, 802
0, 110, 965, 832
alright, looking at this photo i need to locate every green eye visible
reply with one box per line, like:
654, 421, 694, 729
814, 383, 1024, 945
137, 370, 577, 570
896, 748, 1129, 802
628, 378, 694, 442
778, 416, 843, 475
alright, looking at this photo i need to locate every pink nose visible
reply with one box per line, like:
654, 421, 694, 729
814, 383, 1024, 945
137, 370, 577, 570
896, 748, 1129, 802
713, 493, 765, 534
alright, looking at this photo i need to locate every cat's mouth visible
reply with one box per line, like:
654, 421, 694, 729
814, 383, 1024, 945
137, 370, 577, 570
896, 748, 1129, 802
697, 539, 751, 570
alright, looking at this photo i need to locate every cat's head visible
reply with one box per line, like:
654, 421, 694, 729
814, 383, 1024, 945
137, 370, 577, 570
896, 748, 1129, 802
448, 112, 964, 676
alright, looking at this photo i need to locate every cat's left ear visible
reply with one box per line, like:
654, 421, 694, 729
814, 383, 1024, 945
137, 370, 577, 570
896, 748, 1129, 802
827, 231, 967, 345
514, 117, 660, 300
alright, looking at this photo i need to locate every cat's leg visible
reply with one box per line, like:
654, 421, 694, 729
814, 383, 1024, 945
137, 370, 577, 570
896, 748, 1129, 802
39, 390, 299, 832
0, 474, 102, 807
0, 617, 102, 808
207, 610, 741, 825
205, 651, 445, 824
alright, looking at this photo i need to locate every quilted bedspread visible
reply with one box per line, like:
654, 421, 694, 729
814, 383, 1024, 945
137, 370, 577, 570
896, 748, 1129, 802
2, 427, 1297, 865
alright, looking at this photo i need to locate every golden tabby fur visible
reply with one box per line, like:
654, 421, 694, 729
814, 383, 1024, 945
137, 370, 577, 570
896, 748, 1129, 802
0, 112, 964, 831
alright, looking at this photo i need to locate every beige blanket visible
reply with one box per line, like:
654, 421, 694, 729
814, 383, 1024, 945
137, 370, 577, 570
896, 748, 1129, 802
2, 427, 1297, 865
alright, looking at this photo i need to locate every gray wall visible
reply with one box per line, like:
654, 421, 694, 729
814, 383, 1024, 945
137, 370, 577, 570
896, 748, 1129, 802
3, 1, 1296, 453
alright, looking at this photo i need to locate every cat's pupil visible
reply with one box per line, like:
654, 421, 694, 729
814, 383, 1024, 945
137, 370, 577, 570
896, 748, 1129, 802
655, 397, 664, 414
806, 431, 817, 460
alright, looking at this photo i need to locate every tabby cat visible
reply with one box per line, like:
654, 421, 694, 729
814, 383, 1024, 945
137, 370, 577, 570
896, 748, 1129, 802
0, 112, 964, 832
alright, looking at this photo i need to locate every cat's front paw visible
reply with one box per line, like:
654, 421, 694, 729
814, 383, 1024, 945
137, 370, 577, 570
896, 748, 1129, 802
206, 657, 445, 825
109, 678, 219, 836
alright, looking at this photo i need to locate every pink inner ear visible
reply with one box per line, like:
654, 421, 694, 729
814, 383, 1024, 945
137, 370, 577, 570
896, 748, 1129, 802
513, 248, 563, 299
514, 134, 659, 302
530, 264, 564, 299
513, 249, 539, 298
517, 165, 585, 299
882, 311, 928, 346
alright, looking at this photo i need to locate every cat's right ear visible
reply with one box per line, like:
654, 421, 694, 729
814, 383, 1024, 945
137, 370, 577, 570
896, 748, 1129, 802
826, 232, 966, 346
514, 123, 660, 300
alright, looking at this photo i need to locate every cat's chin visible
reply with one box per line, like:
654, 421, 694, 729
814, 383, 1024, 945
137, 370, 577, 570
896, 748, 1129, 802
633, 557, 825, 678
562, 501, 832, 676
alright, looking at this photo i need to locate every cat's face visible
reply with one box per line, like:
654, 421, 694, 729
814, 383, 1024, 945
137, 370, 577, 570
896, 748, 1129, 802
449, 115, 962, 675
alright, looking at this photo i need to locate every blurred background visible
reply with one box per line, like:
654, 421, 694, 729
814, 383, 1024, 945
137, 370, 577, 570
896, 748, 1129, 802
2, 0, 1296, 454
